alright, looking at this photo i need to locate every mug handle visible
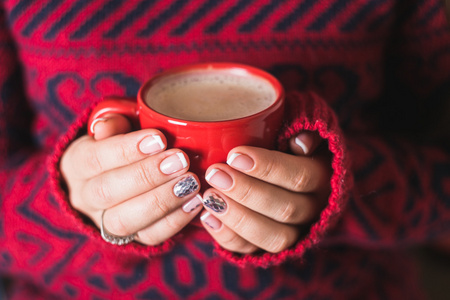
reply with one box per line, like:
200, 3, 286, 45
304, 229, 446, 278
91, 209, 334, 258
87, 96, 139, 136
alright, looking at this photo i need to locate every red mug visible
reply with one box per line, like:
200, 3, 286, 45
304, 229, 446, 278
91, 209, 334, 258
88, 63, 285, 185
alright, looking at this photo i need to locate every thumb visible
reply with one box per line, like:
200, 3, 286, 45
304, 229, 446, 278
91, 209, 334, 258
92, 114, 132, 140
289, 131, 323, 156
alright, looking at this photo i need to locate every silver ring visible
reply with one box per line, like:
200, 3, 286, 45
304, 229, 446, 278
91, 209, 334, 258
100, 210, 137, 245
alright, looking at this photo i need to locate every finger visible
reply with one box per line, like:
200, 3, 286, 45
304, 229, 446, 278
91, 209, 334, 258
64, 129, 167, 179
225, 147, 332, 193
82, 150, 191, 210
289, 131, 323, 156
201, 190, 299, 253
200, 211, 259, 254
204, 166, 321, 224
93, 114, 132, 140
136, 195, 203, 246
98, 174, 201, 237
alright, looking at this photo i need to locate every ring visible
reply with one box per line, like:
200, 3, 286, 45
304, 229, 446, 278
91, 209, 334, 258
100, 210, 137, 245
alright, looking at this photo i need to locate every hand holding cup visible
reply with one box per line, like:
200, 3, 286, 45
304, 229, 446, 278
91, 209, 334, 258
60, 121, 203, 246
63, 63, 285, 246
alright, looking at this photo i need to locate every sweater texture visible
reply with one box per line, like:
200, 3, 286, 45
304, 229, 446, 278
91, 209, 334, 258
0, 0, 449, 299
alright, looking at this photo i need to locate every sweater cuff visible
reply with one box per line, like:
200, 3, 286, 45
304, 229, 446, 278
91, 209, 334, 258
47, 101, 175, 257
214, 91, 353, 267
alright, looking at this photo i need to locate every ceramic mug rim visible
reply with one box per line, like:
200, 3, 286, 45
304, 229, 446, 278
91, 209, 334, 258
136, 62, 285, 127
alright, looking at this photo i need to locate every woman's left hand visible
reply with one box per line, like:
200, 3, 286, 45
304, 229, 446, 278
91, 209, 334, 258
200, 131, 332, 254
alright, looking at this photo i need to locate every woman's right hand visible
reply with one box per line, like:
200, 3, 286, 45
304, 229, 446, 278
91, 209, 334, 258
60, 115, 203, 246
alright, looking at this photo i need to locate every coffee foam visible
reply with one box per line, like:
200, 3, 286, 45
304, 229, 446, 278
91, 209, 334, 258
145, 71, 276, 121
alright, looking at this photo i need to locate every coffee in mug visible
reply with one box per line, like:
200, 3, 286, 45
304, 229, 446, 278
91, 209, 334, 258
144, 71, 277, 122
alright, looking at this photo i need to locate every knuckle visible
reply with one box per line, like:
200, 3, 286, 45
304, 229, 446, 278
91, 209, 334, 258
221, 240, 257, 254
291, 169, 312, 192
228, 213, 248, 234
114, 142, 130, 163
83, 146, 103, 175
114, 142, 135, 165
278, 201, 299, 224
236, 184, 254, 205
265, 231, 292, 253
76, 184, 99, 213
134, 160, 157, 187
138, 232, 160, 246
220, 232, 244, 249
151, 194, 172, 217
297, 200, 316, 224
240, 244, 258, 254
62, 138, 92, 176
258, 157, 276, 181
91, 178, 113, 208
162, 215, 183, 233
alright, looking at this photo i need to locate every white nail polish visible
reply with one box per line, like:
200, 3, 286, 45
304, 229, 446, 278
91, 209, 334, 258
90, 117, 108, 134
226, 153, 240, 165
182, 194, 203, 212
200, 212, 222, 230
177, 152, 188, 168
205, 168, 219, 181
139, 135, 165, 154
295, 136, 309, 154
200, 212, 211, 221
160, 152, 188, 174
153, 135, 165, 150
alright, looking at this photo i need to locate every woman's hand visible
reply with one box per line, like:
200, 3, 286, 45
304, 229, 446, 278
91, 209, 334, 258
60, 114, 203, 246
200, 132, 332, 254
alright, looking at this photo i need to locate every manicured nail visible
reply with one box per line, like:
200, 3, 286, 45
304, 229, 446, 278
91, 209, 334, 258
139, 135, 165, 154
182, 194, 203, 212
201, 212, 222, 230
227, 153, 254, 171
90, 117, 109, 134
160, 152, 188, 174
202, 193, 227, 213
174, 176, 199, 198
295, 132, 313, 155
205, 169, 233, 190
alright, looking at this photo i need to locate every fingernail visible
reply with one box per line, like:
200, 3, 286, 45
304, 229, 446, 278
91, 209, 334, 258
90, 117, 109, 134
182, 194, 203, 213
227, 153, 254, 171
202, 193, 227, 213
201, 212, 222, 230
205, 169, 233, 190
174, 176, 199, 198
139, 135, 165, 154
295, 132, 313, 155
160, 152, 188, 174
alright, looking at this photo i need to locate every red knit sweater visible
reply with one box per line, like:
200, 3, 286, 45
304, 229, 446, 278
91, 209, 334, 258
1, 0, 449, 299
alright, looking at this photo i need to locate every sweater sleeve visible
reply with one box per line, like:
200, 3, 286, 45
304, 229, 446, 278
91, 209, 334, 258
0, 6, 174, 285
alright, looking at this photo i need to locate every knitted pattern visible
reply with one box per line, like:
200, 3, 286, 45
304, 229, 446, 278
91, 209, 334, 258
0, 0, 449, 299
